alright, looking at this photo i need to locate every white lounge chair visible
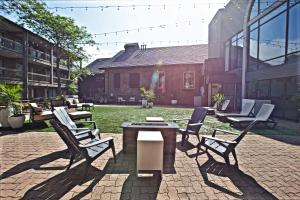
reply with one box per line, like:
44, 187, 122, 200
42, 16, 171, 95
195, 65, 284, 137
227, 104, 277, 129
204, 99, 230, 115
216, 101, 255, 119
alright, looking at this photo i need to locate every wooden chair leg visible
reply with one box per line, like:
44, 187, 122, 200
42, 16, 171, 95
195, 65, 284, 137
196, 134, 200, 143
111, 142, 116, 163
224, 155, 230, 165
67, 153, 75, 170
232, 149, 238, 165
181, 133, 186, 146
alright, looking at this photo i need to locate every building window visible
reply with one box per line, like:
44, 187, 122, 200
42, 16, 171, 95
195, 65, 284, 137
0, 59, 3, 75
288, 3, 300, 54
248, 28, 258, 71
129, 73, 140, 88
224, 41, 230, 71
183, 71, 195, 89
113, 73, 120, 89
246, 81, 257, 98
258, 12, 286, 66
250, 0, 259, 20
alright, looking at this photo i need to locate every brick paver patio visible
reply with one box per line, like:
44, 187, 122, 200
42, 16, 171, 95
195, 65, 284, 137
1, 131, 300, 199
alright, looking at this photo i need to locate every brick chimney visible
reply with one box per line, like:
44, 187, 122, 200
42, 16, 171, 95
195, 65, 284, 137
124, 43, 139, 52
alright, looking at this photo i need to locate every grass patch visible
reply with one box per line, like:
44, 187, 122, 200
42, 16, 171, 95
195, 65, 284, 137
2, 105, 297, 135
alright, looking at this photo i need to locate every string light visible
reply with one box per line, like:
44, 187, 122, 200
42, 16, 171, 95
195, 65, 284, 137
82, 40, 208, 47
91, 20, 204, 37
46, 2, 231, 12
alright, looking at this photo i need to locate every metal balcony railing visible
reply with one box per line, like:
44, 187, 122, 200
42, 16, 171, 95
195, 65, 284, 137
0, 36, 23, 54
0, 67, 23, 81
28, 72, 51, 83
53, 77, 69, 85
28, 48, 51, 63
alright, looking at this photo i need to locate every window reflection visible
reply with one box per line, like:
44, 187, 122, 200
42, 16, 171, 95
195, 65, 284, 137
259, 13, 286, 61
250, 0, 259, 19
288, 3, 300, 54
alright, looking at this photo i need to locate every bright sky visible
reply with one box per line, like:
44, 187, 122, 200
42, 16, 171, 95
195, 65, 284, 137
3, 0, 230, 65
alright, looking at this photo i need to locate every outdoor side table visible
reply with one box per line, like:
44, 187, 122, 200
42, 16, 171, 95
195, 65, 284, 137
137, 131, 164, 175
145, 117, 164, 122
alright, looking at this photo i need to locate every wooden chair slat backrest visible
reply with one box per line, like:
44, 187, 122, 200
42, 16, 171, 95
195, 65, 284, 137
53, 107, 77, 131
50, 120, 83, 155
233, 121, 257, 144
187, 107, 208, 132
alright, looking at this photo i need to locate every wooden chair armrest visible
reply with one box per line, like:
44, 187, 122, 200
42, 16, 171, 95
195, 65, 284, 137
79, 137, 114, 148
173, 118, 191, 122
75, 121, 97, 129
187, 122, 203, 127
212, 129, 239, 137
73, 129, 91, 135
202, 135, 237, 144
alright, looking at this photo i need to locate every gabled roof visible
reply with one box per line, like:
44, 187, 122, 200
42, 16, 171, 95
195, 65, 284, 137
87, 44, 208, 73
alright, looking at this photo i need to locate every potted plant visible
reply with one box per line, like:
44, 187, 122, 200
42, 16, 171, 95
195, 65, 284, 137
8, 102, 25, 129
140, 87, 156, 108
291, 92, 300, 123
212, 92, 225, 111
0, 84, 13, 128
170, 93, 178, 105
0, 84, 25, 128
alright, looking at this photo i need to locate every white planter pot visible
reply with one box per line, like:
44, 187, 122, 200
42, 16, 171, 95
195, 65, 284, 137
0, 108, 12, 128
148, 102, 154, 108
8, 115, 25, 129
141, 100, 148, 108
171, 100, 178, 105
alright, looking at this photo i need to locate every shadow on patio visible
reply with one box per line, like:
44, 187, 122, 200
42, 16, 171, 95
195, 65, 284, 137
15, 151, 162, 200
197, 152, 278, 200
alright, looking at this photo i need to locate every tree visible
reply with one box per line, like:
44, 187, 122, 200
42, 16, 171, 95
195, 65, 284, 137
68, 67, 91, 94
1, 0, 95, 95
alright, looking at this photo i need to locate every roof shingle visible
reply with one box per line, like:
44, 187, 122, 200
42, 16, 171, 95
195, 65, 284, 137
87, 44, 208, 74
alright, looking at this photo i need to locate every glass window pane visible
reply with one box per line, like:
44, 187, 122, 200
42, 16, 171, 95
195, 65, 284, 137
288, 3, 300, 54
290, 0, 300, 7
225, 43, 230, 71
230, 42, 237, 69
271, 78, 285, 97
249, 29, 258, 63
260, 3, 287, 25
237, 37, 243, 68
260, 0, 280, 13
259, 12, 286, 61
259, 57, 285, 69
250, 22, 259, 31
250, 0, 259, 19
183, 72, 195, 89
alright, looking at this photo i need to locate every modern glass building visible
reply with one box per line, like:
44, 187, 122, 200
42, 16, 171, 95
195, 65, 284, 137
206, 0, 300, 121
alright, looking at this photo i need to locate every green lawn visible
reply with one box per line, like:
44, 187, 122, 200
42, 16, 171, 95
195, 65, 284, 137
6, 105, 298, 135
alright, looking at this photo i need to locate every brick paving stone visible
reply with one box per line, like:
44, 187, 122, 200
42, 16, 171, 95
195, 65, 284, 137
1, 131, 300, 199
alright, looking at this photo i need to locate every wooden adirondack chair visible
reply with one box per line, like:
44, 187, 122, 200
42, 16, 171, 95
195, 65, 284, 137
50, 120, 116, 172
196, 121, 257, 165
53, 107, 100, 141
174, 107, 208, 145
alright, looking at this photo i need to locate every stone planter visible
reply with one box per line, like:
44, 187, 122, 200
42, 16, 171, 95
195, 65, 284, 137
141, 100, 148, 108
8, 114, 25, 129
171, 100, 178, 105
0, 107, 12, 128
148, 102, 154, 108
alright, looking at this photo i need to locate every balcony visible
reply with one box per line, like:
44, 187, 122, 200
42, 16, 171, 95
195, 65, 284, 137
0, 67, 23, 82
28, 48, 51, 64
28, 72, 51, 84
0, 36, 23, 58
0, 36, 69, 70
53, 77, 69, 86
